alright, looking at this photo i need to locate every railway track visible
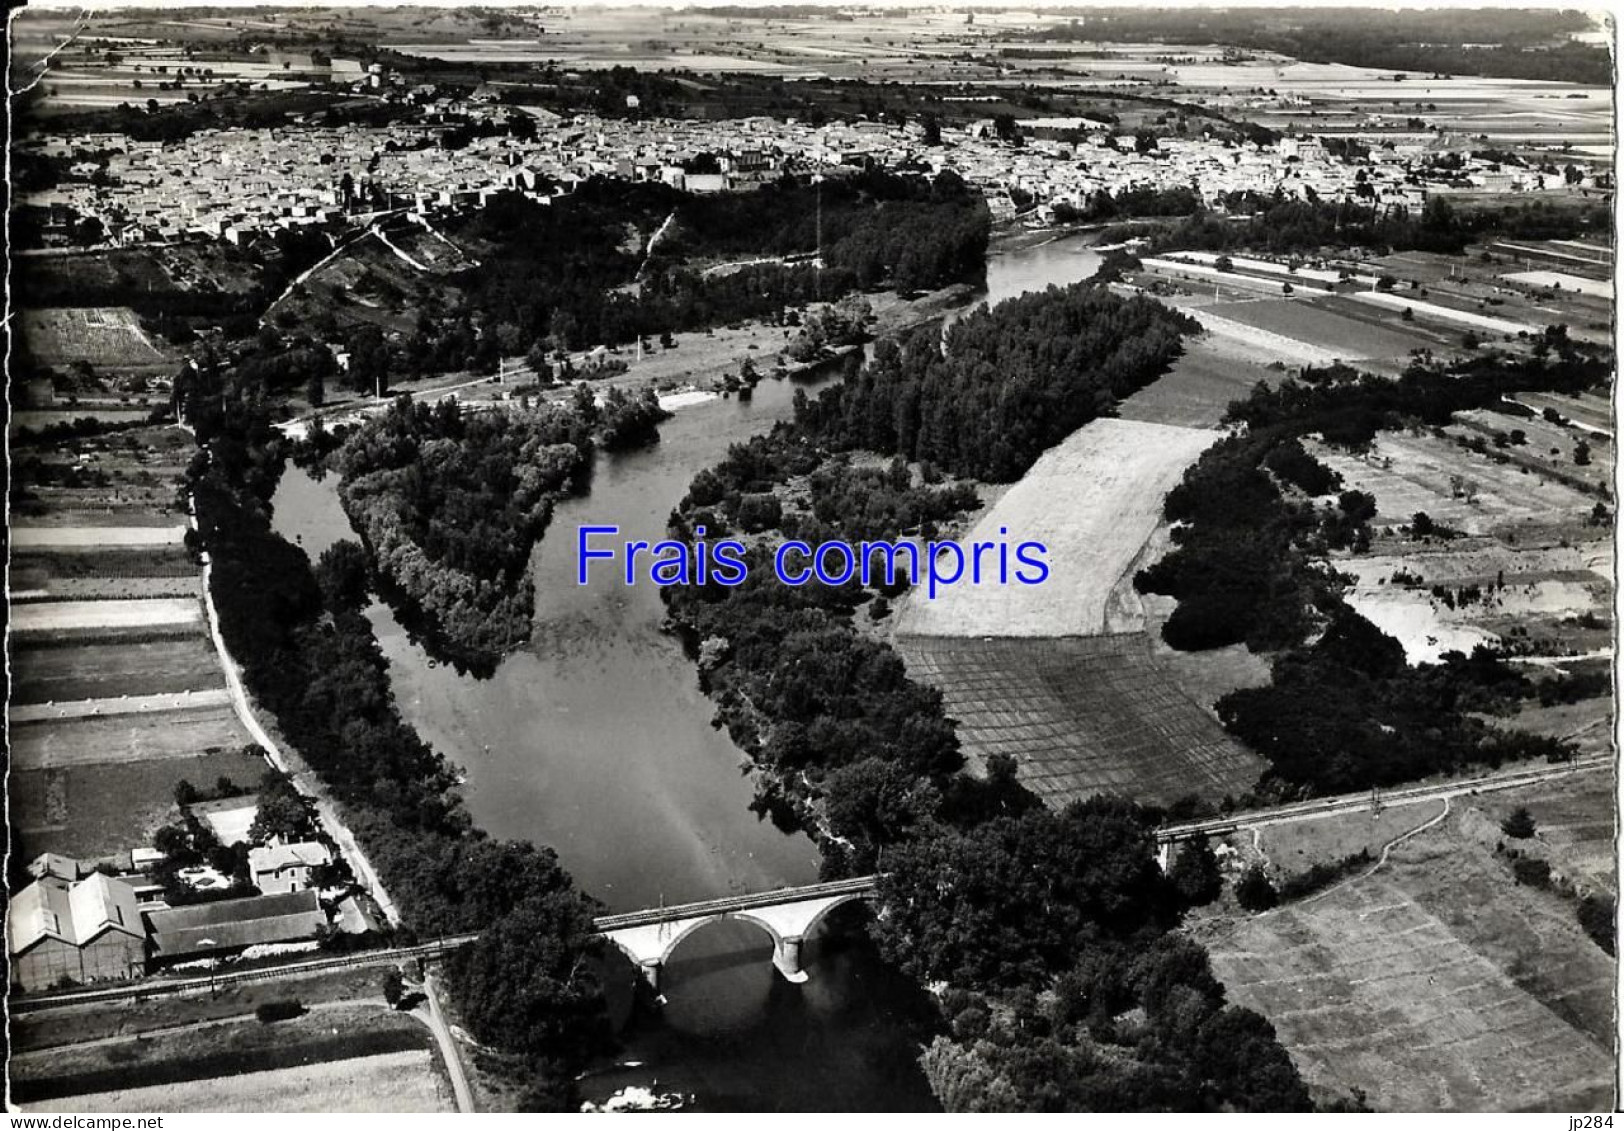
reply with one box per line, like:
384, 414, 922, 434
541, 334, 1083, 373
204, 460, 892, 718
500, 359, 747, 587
1157, 752, 1612, 843
10, 935, 480, 1014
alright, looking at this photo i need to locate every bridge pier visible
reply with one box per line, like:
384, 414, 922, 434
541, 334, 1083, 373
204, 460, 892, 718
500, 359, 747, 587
638, 960, 663, 997
1156, 841, 1172, 873
771, 936, 808, 984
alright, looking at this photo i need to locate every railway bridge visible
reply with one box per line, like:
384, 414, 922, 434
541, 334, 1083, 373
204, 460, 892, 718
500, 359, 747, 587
594, 875, 879, 994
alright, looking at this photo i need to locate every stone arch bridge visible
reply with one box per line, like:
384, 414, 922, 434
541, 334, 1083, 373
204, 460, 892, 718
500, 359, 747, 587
595, 876, 878, 994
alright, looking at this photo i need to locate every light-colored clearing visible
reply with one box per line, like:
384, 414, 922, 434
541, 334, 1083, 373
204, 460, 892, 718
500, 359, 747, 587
1500, 270, 1613, 300
12, 598, 202, 634
896, 418, 1218, 637
25, 1049, 450, 1114
1342, 588, 1497, 663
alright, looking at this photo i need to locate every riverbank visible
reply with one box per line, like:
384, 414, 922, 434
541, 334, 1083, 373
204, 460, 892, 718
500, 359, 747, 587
189, 492, 402, 927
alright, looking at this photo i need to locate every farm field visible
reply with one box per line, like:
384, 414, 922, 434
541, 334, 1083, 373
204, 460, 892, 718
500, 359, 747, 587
25, 1051, 449, 1115
11, 705, 253, 771
13, 509, 183, 529
895, 418, 1218, 637
1512, 390, 1613, 436
12, 575, 202, 601
17, 307, 172, 369
12, 746, 268, 859
11, 689, 234, 723
1451, 406, 1614, 483
11, 547, 199, 582
1206, 797, 1616, 1111
11, 597, 202, 635
11, 638, 227, 704
1501, 270, 1613, 300
1311, 430, 1602, 539
1473, 772, 1617, 898
896, 633, 1265, 808
1220, 295, 1445, 362
12, 408, 157, 431
1114, 335, 1272, 429
11, 524, 186, 546
12, 967, 394, 1050
13, 1006, 452, 1114
1495, 696, 1615, 761
18, 484, 192, 519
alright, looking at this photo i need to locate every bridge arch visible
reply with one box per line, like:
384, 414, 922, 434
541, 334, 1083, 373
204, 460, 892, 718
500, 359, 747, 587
599, 883, 877, 995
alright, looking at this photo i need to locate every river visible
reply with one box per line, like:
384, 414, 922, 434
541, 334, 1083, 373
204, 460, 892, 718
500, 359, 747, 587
269, 230, 1101, 1111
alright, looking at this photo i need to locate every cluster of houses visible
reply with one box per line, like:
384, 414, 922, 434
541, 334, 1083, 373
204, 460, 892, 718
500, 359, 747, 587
22, 85, 1602, 252
7, 805, 374, 994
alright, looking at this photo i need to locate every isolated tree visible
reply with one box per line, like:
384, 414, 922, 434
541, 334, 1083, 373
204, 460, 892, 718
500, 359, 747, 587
1501, 806, 1536, 839
248, 777, 312, 844
1578, 894, 1616, 955
1168, 833, 1223, 908
382, 968, 405, 1008
1234, 865, 1278, 912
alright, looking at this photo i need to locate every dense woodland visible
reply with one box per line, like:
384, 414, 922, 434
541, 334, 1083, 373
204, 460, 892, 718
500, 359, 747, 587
1137, 335, 1610, 795
662, 281, 1317, 1110
331, 397, 592, 670
798, 281, 1197, 481
387, 171, 988, 378
188, 394, 612, 1109
327, 389, 668, 669
879, 803, 1315, 1112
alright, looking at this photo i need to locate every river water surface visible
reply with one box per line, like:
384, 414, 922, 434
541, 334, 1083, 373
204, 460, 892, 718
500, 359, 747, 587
269, 231, 1101, 1110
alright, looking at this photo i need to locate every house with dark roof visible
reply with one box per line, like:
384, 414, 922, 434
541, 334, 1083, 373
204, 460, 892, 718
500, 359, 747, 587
145, 890, 326, 961
8, 873, 146, 992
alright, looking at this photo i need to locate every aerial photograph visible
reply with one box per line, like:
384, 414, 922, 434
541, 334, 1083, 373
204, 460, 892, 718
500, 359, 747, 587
3, 0, 1617, 1115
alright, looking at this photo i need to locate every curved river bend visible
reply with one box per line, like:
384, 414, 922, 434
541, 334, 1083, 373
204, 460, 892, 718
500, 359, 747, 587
271, 232, 1101, 1110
